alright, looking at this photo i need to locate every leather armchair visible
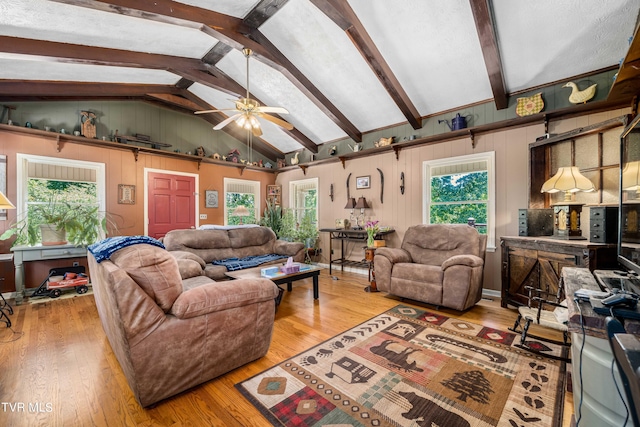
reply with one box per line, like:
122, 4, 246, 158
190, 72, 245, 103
88, 243, 279, 407
374, 224, 487, 311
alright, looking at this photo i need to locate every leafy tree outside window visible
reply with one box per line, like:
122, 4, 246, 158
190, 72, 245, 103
290, 178, 318, 227
424, 152, 495, 249
430, 171, 488, 234
224, 178, 260, 225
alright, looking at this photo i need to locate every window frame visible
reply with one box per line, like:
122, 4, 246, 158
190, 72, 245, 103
223, 177, 260, 225
423, 151, 495, 250
16, 153, 106, 218
289, 177, 318, 227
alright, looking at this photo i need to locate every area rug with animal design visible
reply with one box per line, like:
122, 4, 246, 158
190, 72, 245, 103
236, 304, 567, 427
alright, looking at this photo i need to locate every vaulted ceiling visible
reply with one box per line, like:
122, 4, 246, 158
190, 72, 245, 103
1, 0, 639, 159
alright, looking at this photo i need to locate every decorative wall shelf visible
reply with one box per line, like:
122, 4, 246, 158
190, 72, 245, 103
0, 124, 277, 174
278, 98, 630, 174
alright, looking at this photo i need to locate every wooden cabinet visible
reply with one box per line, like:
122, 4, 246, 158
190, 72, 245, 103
0, 254, 14, 293
501, 236, 617, 307
267, 185, 281, 206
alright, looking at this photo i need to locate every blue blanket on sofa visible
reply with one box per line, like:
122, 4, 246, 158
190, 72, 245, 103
88, 236, 165, 263
212, 254, 287, 272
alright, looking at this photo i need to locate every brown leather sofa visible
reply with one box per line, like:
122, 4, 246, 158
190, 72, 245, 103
374, 224, 487, 311
88, 242, 279, 407
163, 226, 305, 280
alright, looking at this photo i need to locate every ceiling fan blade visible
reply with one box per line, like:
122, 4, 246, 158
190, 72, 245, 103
213, 114, 241, 130
259, 113, 294, 130
256, 106, 289, 115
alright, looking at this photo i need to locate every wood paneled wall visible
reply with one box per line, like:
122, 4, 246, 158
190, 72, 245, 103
0, 131, 276, 260
276, 108, 630, 292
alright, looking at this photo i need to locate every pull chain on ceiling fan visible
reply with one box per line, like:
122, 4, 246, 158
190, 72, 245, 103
195, 48, 294, 137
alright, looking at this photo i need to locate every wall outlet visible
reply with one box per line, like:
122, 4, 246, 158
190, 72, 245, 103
199, 214, 207, 219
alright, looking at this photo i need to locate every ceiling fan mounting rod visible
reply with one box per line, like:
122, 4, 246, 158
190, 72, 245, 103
243, 47, 252, 101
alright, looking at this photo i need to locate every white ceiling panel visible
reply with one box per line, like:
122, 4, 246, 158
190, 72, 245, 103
174, 0, 260, 18
261, 0, 406, 132
494, 0, 639, 91
188, 82, 304, 153
216, 48, 348, 144
349, 0, 493, 115
0, 55, 181, 84
0, 0, 217, 58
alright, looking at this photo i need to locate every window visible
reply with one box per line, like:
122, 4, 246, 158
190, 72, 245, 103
423, 152, 495, 249
224, 178, 260, 225
289, 178, 318, 226
16, 154, 106, 243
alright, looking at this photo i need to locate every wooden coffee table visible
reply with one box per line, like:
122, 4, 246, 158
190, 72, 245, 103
225, 265, 322, 304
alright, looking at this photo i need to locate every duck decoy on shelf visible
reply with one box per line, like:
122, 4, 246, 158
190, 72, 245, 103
290, 151, 299, 165
563, 81, 597, 104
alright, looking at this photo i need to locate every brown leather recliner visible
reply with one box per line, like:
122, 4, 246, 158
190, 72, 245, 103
88, 243, 279, 407
374, 224, 487, 311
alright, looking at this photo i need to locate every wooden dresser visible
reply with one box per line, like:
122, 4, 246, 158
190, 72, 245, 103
500, 236, 617, 308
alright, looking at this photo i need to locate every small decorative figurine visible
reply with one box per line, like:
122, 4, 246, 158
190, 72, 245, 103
374, 136, 394, 148
277, 158, 286, 168
196, 146, 206, 157
563, 81, 597, 104
290, 152, 300, 165
80, 110, 97, 138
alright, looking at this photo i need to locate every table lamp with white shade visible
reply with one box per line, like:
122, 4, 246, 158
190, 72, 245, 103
0, 191, 16, 210
231, 205, 250, 225
541, 166, 595, 239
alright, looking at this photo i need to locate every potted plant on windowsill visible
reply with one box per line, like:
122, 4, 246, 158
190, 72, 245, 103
1, 202, 119, 247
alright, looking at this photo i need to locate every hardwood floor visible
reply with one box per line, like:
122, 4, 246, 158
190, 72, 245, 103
0, 269, 573, 426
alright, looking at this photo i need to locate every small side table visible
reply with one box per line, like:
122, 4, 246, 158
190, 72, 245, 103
364, 247, 379, 293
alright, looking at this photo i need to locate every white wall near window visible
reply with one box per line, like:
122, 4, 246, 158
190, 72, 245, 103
423, 151, 496, 250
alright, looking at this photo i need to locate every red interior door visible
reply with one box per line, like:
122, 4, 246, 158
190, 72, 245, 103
148, 172, 195, 239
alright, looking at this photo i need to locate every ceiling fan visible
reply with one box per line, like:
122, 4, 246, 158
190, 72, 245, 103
194, 48, 294, 137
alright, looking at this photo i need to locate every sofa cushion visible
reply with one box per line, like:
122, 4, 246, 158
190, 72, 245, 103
171, 250, 206, 268
176, 258, 204, 280
170, 279, 279, 319
393, 262, 443, 284
228, 227, 275, 258
110, 244, 182, 313
163, 229, 236, 262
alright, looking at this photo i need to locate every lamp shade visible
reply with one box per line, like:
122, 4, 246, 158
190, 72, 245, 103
622, 161, 640, 191
231, 205, 250, 217
355, 196, 370, 210
541, 166, 595, 194
344, 198, 356, 209
0, 191, 15, 210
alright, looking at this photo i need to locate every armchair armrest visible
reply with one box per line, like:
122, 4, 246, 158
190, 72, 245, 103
274, 239, 305, 257
441, 254, 483, 270
374, 247, 412, 264
170, 278, 279, 319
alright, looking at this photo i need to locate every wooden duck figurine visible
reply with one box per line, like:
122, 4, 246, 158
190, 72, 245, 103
563, 81, 597, 104
290, 151, 299, 165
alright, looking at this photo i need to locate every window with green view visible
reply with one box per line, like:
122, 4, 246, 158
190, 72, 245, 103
424, 152, 495, 249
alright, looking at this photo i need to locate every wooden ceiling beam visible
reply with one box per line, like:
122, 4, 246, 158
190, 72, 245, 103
310, 0, 422, 130
0, 80, 180, 98
55, 0, 362, 143
469, 0, 508, 110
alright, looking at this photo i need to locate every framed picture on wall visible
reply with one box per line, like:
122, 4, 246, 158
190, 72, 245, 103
205, 190, 218, 208
118, 184, 135, 204
356, 176, 370, 189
